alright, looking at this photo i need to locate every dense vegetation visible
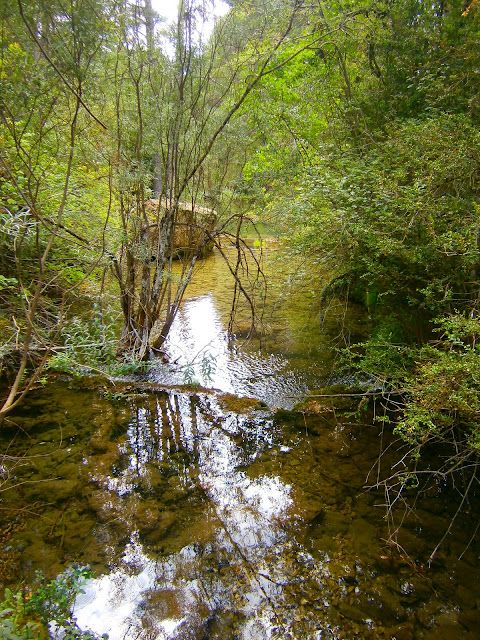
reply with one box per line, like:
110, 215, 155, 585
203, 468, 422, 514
239, 0, 480, 540
1, 0, 480, 549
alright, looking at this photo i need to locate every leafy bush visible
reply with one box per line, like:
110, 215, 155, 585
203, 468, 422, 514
45, 309, 117, 376
397, 314, 480, 451
45, 309, 153, 379
286, 114, 480, 328
344, 313, 480, 455
0, 568, 106, 640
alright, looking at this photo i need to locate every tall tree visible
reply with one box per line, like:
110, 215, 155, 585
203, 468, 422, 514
109, 0, 339, 359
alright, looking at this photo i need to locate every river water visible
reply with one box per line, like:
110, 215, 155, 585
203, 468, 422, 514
149, 241, 345, 407
1, 245, 480, 639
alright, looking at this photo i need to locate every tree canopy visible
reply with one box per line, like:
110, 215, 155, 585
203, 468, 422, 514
1, 0, 480, 535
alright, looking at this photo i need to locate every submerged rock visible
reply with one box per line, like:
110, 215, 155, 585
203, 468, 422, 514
295, 385, 366, 413
24, 478, 80, 504
140, 510, 177, 544
217, 393, 268, 414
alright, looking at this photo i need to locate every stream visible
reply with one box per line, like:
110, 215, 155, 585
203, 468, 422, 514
1, 245, 480, 639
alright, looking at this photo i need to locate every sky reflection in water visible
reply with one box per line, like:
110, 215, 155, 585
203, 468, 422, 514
75, 390, 293, 639
153, 293, 312, 409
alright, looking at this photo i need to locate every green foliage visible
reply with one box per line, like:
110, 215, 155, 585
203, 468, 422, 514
341, 325, 415, 390
0, 276, 17, 292
45, 309, 152, 378
182, 352, 216, 386
362, 0, 480, 123
182, 365, 199, 387
397, 315, 480, 449
45, 311, 116, 376
286, 114, 480, 322
200, 352, 216, 382
0, 568, 106, 640
108, 353, 152, 377
0, 588, 43, 640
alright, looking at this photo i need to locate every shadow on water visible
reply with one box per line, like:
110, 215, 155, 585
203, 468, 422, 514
1, 247, 480, 638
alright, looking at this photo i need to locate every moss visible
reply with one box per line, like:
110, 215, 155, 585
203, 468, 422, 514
217, 393, 268, 414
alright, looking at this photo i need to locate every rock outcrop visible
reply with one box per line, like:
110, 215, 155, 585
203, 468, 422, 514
144, 199, 217, 257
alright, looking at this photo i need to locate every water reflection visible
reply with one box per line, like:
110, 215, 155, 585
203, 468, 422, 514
153, 293, 313, 409
3, 381, 480, 639
148, 239, 372, 410
76, 392, 293, 639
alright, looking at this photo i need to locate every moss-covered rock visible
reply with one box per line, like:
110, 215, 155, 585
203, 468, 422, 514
217, 393, 268, 414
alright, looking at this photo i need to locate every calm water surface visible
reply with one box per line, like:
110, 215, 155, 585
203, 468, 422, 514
1, 247, 479, 639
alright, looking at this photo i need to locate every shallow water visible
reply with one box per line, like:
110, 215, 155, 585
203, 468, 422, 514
1, 247, 480, 639
150, 245, 359, 408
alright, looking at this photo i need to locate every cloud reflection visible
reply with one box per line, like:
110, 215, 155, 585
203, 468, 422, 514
76, 391, 292, 639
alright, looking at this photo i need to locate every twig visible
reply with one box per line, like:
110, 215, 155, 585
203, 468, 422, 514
459, 520, 480, 561
428, 460, 478, 566
48, 498, 71, 538
290, 390, 408, 399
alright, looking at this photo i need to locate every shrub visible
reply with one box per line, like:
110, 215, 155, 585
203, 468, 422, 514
0, 568, 106, 640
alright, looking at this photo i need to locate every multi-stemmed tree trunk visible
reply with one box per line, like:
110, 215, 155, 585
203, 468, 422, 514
110, 0, 333, 360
